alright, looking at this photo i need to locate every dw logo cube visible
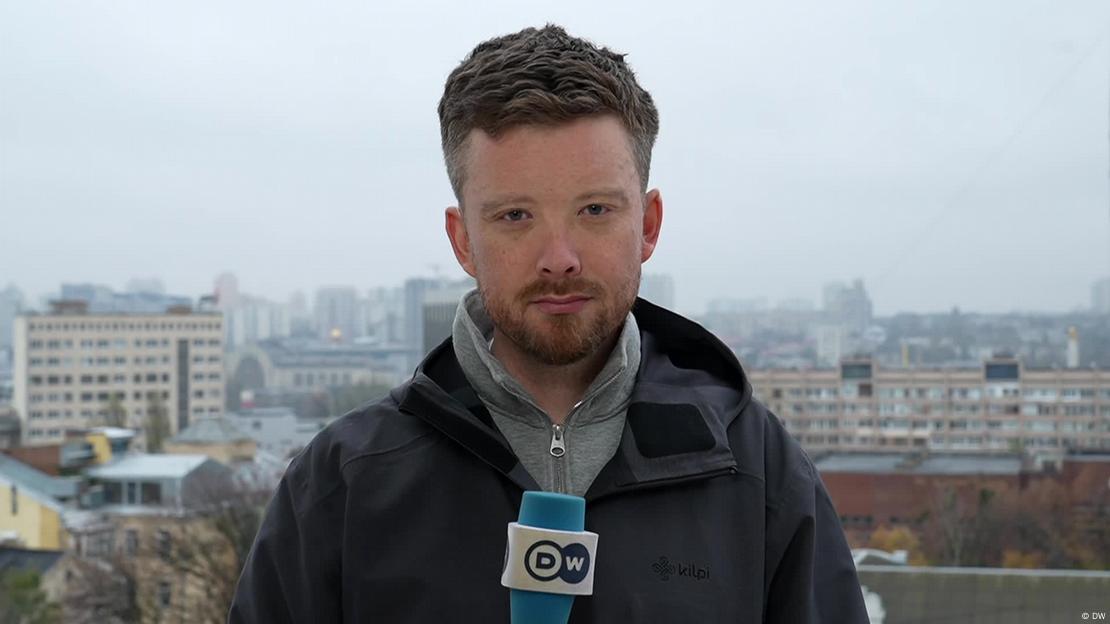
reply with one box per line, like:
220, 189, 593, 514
502, 523, 599, 596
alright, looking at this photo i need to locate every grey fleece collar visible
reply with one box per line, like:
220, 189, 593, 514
451, 289, 641, 428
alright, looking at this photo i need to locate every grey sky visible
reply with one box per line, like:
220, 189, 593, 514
2, 0, 1109, 316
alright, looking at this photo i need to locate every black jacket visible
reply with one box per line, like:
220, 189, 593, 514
229, 300, 869, 623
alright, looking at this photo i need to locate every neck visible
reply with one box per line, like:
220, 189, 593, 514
490, 329, 620, 425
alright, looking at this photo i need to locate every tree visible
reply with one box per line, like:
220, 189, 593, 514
103, 394, 128, 429
168, 474, 272, 623
63, 556, 144, 624
865, 525, 929, 566
0, 569, 62, 624
64, 473, 273, 624
144, 394, 171, 453
919, 484, 1005, 567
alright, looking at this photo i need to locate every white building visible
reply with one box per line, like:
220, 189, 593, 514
12, 302, 224, 448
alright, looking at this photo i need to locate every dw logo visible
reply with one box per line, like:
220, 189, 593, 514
524, 540, 591, 584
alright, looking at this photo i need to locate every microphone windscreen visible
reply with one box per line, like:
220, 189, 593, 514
510, 492, 585, 624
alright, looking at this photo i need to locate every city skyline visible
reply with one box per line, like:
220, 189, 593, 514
4, 270, 1110, 319
3, 2, 1110, 317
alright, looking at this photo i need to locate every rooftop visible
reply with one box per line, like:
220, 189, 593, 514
170, 416, 253, 445
88, 427, 135, 440
0, 454, 80, 500
815, 453, 1023, 476
85, 454, 209, 480
0, 547, 64, 575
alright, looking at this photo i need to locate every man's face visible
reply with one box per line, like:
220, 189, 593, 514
445, 115, 663, 366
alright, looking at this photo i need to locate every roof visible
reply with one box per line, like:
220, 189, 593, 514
0, 547, 64, 575
1063, 454, 1110, 463
85, 454, 210, 480
815, 454, 905, 473
915, 456, 1021, 475
88, 427, 135, 440
0, 454, 79, 503
226, 407, 298, 419
815, 453, 1022, 476
170, 416, 253, 444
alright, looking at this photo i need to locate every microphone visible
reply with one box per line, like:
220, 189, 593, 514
501, 491, 598, 624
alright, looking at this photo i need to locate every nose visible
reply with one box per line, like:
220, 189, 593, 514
536, 224, 581, 278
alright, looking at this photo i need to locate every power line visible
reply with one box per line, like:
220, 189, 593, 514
875, 29, 1110, 286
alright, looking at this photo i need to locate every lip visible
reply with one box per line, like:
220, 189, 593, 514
532, 295, 591, 314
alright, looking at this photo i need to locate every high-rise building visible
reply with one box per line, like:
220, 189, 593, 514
1092, 277, 1110, 314
125, 277, 165, 294
749, 355, 1110, 455
213, 273, 241, 309
314, 287, 359, 344
823, 279, 873, 333
224, 296, 292, 348
423, 297, 458, 355
639, 273, 675, 310
364, 286, 405, 345
403, 277, 474, 369
12, 302, 224, 448
60, 283, 192, 314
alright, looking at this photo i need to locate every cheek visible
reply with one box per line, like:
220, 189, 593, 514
471, 240, 523, 285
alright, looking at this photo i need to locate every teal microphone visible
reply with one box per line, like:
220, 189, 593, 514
501, 491, 599, 624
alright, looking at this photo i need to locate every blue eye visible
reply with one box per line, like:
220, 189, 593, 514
582, 204, 609, 216
502, 209, 527, 222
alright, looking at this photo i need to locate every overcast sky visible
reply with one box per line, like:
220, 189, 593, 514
2, 1, 1109, 316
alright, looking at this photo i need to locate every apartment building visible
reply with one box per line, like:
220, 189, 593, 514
12, 302, 224, 447
749, 356, 1110, 454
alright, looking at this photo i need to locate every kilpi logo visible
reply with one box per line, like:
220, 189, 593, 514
652, 556, 710, 582
524, 540, 591, 584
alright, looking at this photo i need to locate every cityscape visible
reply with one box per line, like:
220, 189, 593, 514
0, 273, 1107, 621
3, 1, 1110, 621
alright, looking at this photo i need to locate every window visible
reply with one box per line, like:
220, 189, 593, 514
140, 482, 161, 505
155, 530, 172, 561
158, 581, 172, 609
125, 529, 138, 556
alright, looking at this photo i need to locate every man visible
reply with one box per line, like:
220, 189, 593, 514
229, 25, 868, 623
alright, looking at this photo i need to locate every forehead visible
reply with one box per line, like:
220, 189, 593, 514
460, 116, 639, 202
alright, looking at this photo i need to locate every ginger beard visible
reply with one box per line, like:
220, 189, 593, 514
478, 271, 639, 367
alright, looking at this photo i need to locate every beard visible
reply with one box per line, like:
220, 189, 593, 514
479, 272, 638, 366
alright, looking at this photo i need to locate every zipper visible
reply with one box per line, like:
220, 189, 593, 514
545, 364, 624, 494
550, 423, 567, 493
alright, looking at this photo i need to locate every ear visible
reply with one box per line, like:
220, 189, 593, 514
445, 206, 478, 278
640, 189, 663, 263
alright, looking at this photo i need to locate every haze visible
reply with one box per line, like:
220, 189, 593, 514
2, 0, 1109, 316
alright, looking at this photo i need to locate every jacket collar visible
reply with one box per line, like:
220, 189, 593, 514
398, 298, 752, 501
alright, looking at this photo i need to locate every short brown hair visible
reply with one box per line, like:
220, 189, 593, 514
438, 25, 659, 200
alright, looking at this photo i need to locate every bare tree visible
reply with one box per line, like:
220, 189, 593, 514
160, 471, 272, 623
144, 395, 170, 453
63, 556, 144, 624
103, 394, 128, 429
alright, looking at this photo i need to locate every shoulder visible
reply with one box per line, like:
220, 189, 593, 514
729, 397, 820, 510
280, 381, 436, 512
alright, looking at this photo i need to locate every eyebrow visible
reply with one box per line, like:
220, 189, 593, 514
479, 189, 632, 217
573, 188, 632, 205
479, 195, 536, 217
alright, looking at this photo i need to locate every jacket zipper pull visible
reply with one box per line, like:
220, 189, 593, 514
549, 423, 566, 458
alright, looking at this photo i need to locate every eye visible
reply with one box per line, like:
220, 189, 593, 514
501, 209, 529, 222
581, 204, 610, 216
